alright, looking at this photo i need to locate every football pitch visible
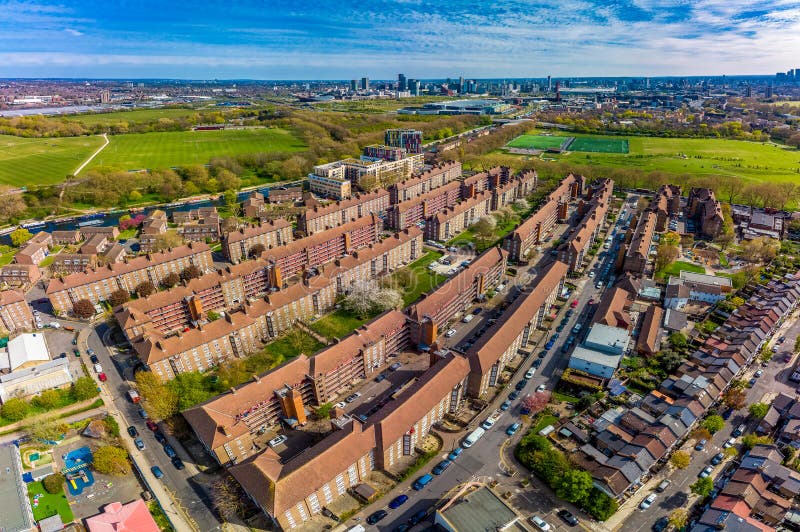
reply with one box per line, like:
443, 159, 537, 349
567, 136, 629, 153
507, 134, 569, 151
83, 127, 306, 172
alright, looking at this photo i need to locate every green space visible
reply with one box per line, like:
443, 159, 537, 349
0, 245, 15, 266
0, 134, 105, 187
39, 246, 64, 268
532, 414, 558, 433
507, 134, 568, 151
116, 228, 138, 240
568, 136, 629, 153
395, 251, 447, 306
83, 128, 306, 173
0, 378, 100, 427
505, 129, 800, 184
149, 501, 174, 532
309, 309, 370, 339
27, 480, 75, 524
656, 260, 705, 280
261, 330, 325, 361
552, 391, 580, 404
65, 108, 209, 127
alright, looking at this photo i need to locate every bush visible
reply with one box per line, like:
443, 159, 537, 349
104, 415, 120, 437
33, 389, 62, 409
670, 451, 691, 469
73, 376, 100, 401
72, 299, 96, 319
93, 445, 131, 475
43, 473, 65, 494
161, 272, 180, 289
180, 265, 201, 281
1, 397, 30, 421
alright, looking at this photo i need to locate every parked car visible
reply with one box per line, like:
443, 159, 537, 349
656, 479, 671, 492
711, 452, 725, 465
653, 517, 669, 532
695, 439, 707, 451
432, 460, 451, 475
98, 372, 107, 382
367, 510, 388, 525
640, 493, 657, 510
530, 516, 551, 531
445, 329, 457, 338
163, 444, 177, 458
723, 437, 736, 449
755, 369, 764, 378
146, 419, 158, 431
699, 465, 714, 478
127, 425, 139, 438
154, 431, 167, 445
389, 494, 409, 509
151, 466, 164, 479
500, 400, 512, 411
515, 380, 527, 391
375, 373, 386, 382
557, 509, 579, 526
90, 354, 99, 364
137, 407, 147, 419
536, 384, 546, 393
533, 358, 543, 368
390, 362, 402, 371
525, 367, 536, 379
408, 509, 428, 526
135, 438, 145, 450
509, 391, 520, 400
448, 447, 463, 461
507, 423, 521, 436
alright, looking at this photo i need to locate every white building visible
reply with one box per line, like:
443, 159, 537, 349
0, 357, 75, 403
0, 333, 50, 372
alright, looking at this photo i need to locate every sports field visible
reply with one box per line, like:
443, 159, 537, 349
506, 130, 800, 184
83, 127, 306, 172
507, 134, 568, 150
64, 107, 209, 126
568, 136, 629, 153
0, 134, 105, 187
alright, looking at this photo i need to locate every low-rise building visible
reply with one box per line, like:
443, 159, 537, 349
268, 186, 303, 204
0, 357, 74, 403
14, 231, 52, 266
80, 233, 109, 255
51, 229, 82, 245
137, 210, 169, 253
174, 207, 221, 242
0, 290, 33, 332
637, 305, 664, 356
686, 188, 724, 238
623, 211, 656, 274
389, 161, 461, 204
568, 324, 630, 379
0, 264, 41, 287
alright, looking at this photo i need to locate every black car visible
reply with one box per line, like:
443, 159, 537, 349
90, 355, 99, 364
473, 307, 483, 315
653, 517, 669, 532
171, 456, 185, 470
127, 425, 139, 438
515, 380, 526, 391
408, 509, 428, 526
367, 510, 388, 525
558, 509, 579, 526
154, 430, 167, 444
532, 358, 543, 368
509, 390, 520, 400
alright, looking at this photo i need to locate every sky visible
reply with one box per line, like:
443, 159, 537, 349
1, 0, 799, 79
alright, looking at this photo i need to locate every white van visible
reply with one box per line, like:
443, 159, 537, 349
462, 427, 486, 448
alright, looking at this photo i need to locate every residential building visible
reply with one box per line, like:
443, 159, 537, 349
137, 210, 169, 253
14, 231, 52, 266
0, 264, 41, 287
733, 206, 785, 240
243, 192, 268, 218
362, 144, 408, 162
46, 243, 213, 315
686, 188, 724, 238
568, 324, 631, 379
223, 220, 294, 264
51, 230, 81, 245
558, 179, 613, 271
592, 287, 633, 329
49, 253, 96, 274
386, 180, 461, 231
385, 129, 423, 154
665, 271, 732, 309
651, 185, 682, 232
424, 189, 492, 241
307, 166, 352, 200
623, 211, 656, 274
85, 500, 160, 532
0, 290, 33, 332
637, 305, 664, 356
467, 260, 567, 397
80, 233, 109, 255
174, 207, 221, 242
388, 161, 461, 204
79, 225, 120, 239
298, 190, 390, 235
268, 187, 303, 204
406, 247, 506, 346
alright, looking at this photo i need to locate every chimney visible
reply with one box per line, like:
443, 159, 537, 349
219, 425, 230, 436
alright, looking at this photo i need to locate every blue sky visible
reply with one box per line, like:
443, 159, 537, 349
1, 0, 799, 79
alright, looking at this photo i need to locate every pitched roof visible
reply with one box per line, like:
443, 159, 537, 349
592, 287, 633, 329
85, 500, 160, 532
637, 304, 664, 354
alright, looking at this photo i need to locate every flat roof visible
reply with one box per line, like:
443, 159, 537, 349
570, 345, 623, 368
0, 444, 34, 532
584, 323, 631, 353
679, 270, 732, 287
437, 486, 521, 532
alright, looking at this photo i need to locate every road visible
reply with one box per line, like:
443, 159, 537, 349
87, 323, 222, 532
363, 209, 625, 531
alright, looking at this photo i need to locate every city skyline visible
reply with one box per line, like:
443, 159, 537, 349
1, 0, 799, 79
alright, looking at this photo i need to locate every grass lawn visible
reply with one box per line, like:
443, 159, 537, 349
0, 247, 16, 266
309, 309, 370, 339
0, 134, 105, 187
568, 136, 629, 153
27, 480, 75, 524
719, 252, 730, 267
261, 331, 324, 361
65, 107, 209, 127
507, 134, 569, 151
83, 128, 306, 173
552, 391, 580, 404
505, 129, 800, 185
398, 251, 447, 306
117, 228, 138, 240
39, 245, 64, 268
656, 260, 705, 280
533, 414, 559, 433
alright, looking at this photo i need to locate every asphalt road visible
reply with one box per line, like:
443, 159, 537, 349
87, 323, 222, 532
368, 215, 624, 531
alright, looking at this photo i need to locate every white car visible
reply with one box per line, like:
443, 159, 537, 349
723, 437, 736, 449
588, 271, 595, 278
640, 493, 657, 510
536, 384, 546, 393
445, 329, 457, 338
529, 516, 551, 531
335, 401, 346, 409
525, 368, 536, 379
93, 363, 103, 373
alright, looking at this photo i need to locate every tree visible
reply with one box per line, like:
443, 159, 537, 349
556, 469, 593, 503
1, 397, 30, 421
749, 403, 769, 419
662, 232, 681, 246
343, 280, 403, 318
248, 243, 266, 259
161, 272, 180, 289
207, 311, 221, 321
582, 487, 618, 521
471, 216, 497, 249
135, 281, 156, 298
740, 237, 780, 263
521, 392, 551, 416
742, 434, 773, 450
730, 296, 745, 308
223, 189, 241, 218
670, 451, 691, 469
703, 415, 724, 434
669, 332, 688, 349
0, 186, 27, 223
180, 265, 201, 281
759, 346, 774, 363
10, 228, 34, 247
135, 371, 179, 420
43, 473, 65, 494
211, 477, 245, 522
108, 289, 130, 307
655, 244, 679, 272
72, 299, 96, 319
316, 403, 333, 419
657, 349, 685, 374
669, 508, 689, 530
93, 445, 131, 476
33, 389, 61, 409
690, 477, 714, 497
691, 427, 712, 442
73, 376, 100, 400
152, 230, 184, 252
721, 388, 747, 411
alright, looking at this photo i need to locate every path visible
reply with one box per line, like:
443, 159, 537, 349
73, 133, 109, 176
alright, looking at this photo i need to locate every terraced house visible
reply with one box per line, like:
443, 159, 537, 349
46, 243, 213, 315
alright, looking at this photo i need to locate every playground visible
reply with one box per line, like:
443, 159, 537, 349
62, 446, 95, 495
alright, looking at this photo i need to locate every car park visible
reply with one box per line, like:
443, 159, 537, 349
432, 459, 451, 475
557, 509, 579, 526
640, 493, 657, 510
127, 425, 138, 438
135, 438, 145, 450
389, 494, 409, 509
699, 465, 714, 478
367, 510, 388, 525
151, 466, 164, 479
530, 516, 551, 531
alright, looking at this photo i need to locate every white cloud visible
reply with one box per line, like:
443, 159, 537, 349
64, 28, 83, 36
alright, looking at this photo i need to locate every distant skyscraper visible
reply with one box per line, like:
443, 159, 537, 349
398, 73, 407, 92
744, 84, 752, 97
458, 76, 464, 94
99, 90, 110, 103
547, 75, 552, 92
350, 79, 357, 92
765, 83, 774, 98
360, 77, 369, 90
408, 79, 420, 96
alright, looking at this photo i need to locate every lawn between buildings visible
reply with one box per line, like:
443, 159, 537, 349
27, 480, 75, 524
655, 260, 706, 281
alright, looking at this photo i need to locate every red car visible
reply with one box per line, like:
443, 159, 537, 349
570, 300, 579, 308
146, 420, 159, 431
98, 372, 107, 382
